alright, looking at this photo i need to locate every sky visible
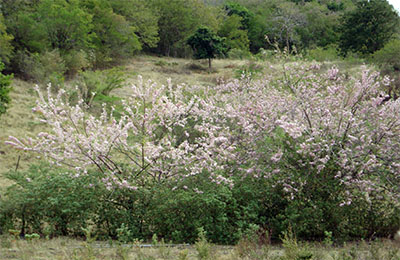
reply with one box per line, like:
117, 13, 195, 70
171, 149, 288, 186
388, 0, 400, 12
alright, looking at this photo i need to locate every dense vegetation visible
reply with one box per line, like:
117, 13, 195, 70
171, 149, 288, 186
2, 59, 400, 245
1, 0, 400, 249
0, 0, 399, 78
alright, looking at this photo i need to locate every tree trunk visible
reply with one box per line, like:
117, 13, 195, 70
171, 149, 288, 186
208, 58, 211, 71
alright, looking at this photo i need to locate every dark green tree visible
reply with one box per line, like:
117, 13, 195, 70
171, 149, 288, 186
187, 27, 226, 70
0, 61, 12, 116
339, 0, 399, 55
224, 2, 254, 31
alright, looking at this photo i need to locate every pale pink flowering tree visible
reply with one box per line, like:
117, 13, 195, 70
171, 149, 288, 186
210, 63, 400, 203
6, 77, 235, 189
7, 63, 400, 203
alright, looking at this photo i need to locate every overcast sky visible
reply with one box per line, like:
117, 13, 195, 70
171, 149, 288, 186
388, 0, 400, 11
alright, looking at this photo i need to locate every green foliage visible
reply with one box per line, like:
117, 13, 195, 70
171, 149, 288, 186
228, 48, 253, 60
218, 14, 249, 52
81, 0, 141, 67
116, 223, 132, 243
0, 61, 12, 116
247, 14, 268, 53
187, 27, 226, 69
1, 160, 400, 244
0, 163, 103, 237
8, 0, 93, 53
0, 13, 13, 64
372, 38, 400, 98
235, 62, 263, 79
15, 49, 66, 85
63, 49, 91, 77
110, 0, 159, 49
234, 224, 271, 259
297, 2, 340, 49
306, 45, 339, 61
38, 0, 93, 51
372, 38, 400, 72
148, 182, 239, 244
339, 0, 400, 55
195, 227, 214, 260
73, 67, 126, 106
280, 228, 314, 260
224, 2, 254, 31
150, 0, 220, 57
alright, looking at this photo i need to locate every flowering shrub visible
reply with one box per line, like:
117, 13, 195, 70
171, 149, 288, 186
7, 76, 234, 189
210, 63, 400, 239
8, 64, 400, 195
6, 62, 400, 240
214, 64, 400, 202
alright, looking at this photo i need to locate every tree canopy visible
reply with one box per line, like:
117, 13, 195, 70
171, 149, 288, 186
187, 27, 226, 69
339, 0, 400, 55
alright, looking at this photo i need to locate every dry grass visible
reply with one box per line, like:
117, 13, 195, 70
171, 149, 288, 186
0, 235, 235, 260
2, 235, 400, 260
0, 79, 47, 187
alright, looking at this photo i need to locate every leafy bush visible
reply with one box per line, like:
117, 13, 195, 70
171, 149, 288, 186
63, 49, 91, 77
372, 39, 400, 99
15, 50, 66, 85
372, 39, 400, 71
254, 48, 274, 61
0, 163, 103, 237
228, 48, 252, 60
148, 181, 239, 244
306, 45, 339, 61
72, 67, 126, 106
82, 0, 141, 67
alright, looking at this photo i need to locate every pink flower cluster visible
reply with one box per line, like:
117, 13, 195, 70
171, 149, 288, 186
7, 78, 234, 189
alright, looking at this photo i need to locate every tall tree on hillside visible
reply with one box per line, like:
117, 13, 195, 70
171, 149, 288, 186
339, 0, 399, 55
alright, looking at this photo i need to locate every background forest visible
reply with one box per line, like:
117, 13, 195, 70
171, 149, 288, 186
0, 0, 399, 80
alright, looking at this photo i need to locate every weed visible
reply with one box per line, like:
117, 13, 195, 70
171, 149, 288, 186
195, 227, 213, 260
324, 231, 334, 247
280, 228, 314, 260
116, 223, 132, 243
234, 224, 271, 260
152, 234, 172, 259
